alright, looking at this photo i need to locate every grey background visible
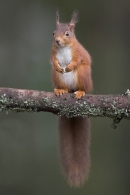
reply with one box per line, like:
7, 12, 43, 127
0, 0, 130, 194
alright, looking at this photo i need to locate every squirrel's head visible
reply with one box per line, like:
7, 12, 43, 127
53, 10, 78, 47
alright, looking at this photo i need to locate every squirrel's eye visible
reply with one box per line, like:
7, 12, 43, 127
65, 31, 70, 37
53, 32, 55, 36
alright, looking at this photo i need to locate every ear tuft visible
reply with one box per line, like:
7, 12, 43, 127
69, 10, 78, 30
70, 10, 79, 26
56, 9, 59, 25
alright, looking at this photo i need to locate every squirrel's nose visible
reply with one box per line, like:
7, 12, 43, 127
56, 39, 60, 45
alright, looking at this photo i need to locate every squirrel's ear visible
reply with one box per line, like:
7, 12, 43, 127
69, 10, 78, 30
56, 10, 59, 26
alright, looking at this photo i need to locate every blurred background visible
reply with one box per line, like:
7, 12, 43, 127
0, 0, 130, 194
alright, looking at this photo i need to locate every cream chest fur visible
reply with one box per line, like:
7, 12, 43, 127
56, 46, 77, 90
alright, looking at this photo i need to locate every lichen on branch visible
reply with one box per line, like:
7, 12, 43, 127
0, 87, 130, 128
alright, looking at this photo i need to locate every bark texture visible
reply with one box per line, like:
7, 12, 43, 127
0, 87, 130, 128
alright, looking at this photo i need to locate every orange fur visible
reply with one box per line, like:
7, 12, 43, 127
58, 116, 90, 187
51, 11, 93, 187
51, 37, 93, 94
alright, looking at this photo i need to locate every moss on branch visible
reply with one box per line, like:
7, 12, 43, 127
0, 87, 130, 128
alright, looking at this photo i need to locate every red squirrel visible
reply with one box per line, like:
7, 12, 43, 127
51, 11, 93, 187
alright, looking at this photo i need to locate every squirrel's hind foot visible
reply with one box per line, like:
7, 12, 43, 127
54, 89, 68, 96
74, 90, 85, 99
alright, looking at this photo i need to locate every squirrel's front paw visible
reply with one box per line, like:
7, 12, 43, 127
65, 65, 73, 72
55, 66, 64, 74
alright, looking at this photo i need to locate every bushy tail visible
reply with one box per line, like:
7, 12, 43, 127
58, 116, 91, 187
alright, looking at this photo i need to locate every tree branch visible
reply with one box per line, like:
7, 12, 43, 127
0, 87, 130, 128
